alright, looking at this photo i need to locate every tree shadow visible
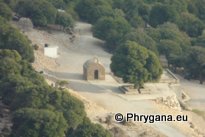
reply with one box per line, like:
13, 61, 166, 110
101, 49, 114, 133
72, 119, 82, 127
44, 69, 83, 80
43, 69, 124, 94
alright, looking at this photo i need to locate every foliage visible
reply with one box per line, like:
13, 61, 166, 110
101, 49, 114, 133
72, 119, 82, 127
55, 80, 69, 88
124, 29, 158, 54
55, 11, 74, 28
110, 41, 162, 89
0, 50, 89, 136
177, 12, 204, 37
49, 90, 86, 129
146, 22, 191, 65
11, 108, 68, 137
76, 0, 114, 23
188, 0, 205, 22
93, 16, 131, 51
0, 17, 34, 62
149, 3, 178, 27
185, 46, 205, 84
112, 0, 148, 27
192, 33, 205, 48
158, 40, 182, 57
15, 0, 57, 26
0, 2, 12, 20
47, 0, 65, 9
69, 118, 112, 137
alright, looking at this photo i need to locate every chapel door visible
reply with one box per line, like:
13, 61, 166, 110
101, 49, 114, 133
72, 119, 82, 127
94, 70, 99, 79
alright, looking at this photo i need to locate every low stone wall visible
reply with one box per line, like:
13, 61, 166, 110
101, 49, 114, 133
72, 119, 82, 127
119, 85, 138, 95
166, 69, 180, 84
159, 69, 180, 84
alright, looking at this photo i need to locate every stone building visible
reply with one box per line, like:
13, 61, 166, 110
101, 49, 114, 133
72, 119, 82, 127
44, 44, 58, 58
83, 58, 105, 80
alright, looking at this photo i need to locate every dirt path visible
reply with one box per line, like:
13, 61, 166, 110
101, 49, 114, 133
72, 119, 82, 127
177, 75, 205, 111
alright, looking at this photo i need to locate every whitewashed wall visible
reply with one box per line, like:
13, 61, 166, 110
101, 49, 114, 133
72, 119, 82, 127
44, 46, 58, 58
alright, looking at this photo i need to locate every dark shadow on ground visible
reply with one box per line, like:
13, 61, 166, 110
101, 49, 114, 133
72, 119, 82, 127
69, 80, 107, 93
44, 69, 83, 80
44, 69, 123, 94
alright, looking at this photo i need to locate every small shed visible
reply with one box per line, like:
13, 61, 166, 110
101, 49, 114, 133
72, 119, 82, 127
83, 57, 105, 80
44, 44, 58, 58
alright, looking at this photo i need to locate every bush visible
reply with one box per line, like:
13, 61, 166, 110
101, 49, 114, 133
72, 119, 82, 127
15, 0, 57, 26
111, 41, 162, 89
0, 17, 34, 62
0, 2, 12, 20
70, 118, 112, 137
55, 12, 74, 28
11, 108, 68, 137
93, 16, 131, 51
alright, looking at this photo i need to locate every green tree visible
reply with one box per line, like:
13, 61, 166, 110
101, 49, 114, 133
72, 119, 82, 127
149, 3, 178, 27
146, 23, 191, 58
55, 80, 69, 89
110, 41, 162, 90
15, 0, 57, 26
49, 90, 86, 130
47, 0, 65, 9
168, 54, 186, 70
128, 15, 145, 28
0, 50, 45, 106
93, 16, 131, 51
146, 23, 191, 68
76, 0, 113, 23
0, 2, 12, 20
192, 33, 205, 48
0, 17, 34, 62
188, 0, 205, 22
55, 12, 74, 28
138, 2, 150, 22
11, 108, 68, 137
185, 46, 205, 84
177, 12, 204, 37
124, 29, 158, 54
70, 118, 112, 137
158, 40, 182, 58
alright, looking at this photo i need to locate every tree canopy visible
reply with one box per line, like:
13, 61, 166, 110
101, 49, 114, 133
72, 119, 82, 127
149, 3, 177, 27
0, 1, 12, 20
93, 16, 131, 51
76, 0, 113, 23
70, 118, 112, 137
0, 17, 34, 62
185, 46, 205, 84
11, 108, 68, 137
124, 29, 158, 54
177, 12, 204, 37
55, 11, 74, 28
15, 0, 57, 26
111, 41, 162, 89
